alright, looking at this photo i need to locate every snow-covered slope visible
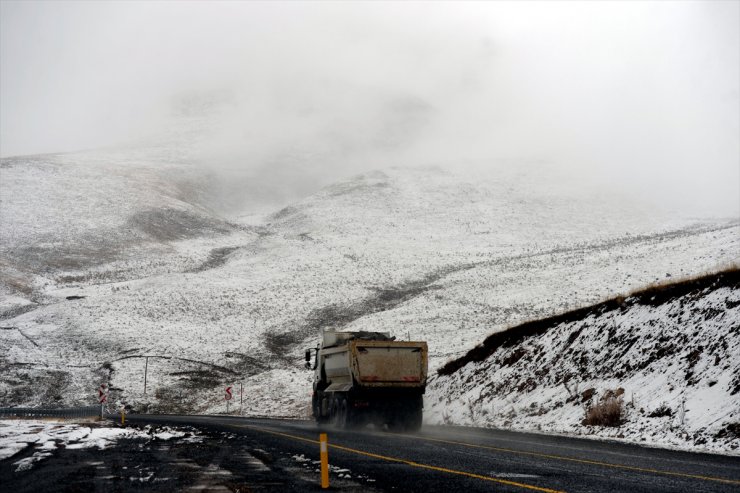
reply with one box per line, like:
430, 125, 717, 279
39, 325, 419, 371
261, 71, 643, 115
0, 144, 245, 293
426, 269, 740, 454
1, 153, 738, 427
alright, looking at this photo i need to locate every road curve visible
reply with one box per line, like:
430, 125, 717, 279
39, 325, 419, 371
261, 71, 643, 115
127, 414, 740, 492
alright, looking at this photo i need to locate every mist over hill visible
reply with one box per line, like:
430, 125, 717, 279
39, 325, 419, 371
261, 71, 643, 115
2, 1, 739, 216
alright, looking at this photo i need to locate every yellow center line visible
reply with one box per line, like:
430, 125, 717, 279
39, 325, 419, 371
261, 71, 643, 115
414, 435, 740, 486
234, 424, 564, 493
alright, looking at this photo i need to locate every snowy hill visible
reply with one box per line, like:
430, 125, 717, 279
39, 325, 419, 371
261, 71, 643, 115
1, 152, 738, 428
0, 145, 243, 288
426, 269, 740, 454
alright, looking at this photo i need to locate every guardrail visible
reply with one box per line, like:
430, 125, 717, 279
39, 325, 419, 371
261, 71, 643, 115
0, 406, 100, 419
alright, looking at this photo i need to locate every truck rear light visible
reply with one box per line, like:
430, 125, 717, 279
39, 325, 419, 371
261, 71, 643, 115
353, 401, 370, 408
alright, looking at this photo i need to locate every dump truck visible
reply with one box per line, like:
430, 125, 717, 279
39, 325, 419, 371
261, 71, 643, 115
305, 330, 428, 431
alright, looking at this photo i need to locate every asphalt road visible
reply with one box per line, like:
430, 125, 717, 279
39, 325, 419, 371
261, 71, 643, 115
125, 414, 740, 493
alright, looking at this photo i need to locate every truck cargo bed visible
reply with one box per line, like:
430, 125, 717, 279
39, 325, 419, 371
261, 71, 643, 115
350, 340, 428, 387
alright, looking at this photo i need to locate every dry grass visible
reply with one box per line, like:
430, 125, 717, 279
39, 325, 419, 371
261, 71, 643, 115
0, 261, 35, 296
582, 396, 625, 427
648, 404, 672, 418
627, 261, 739, 297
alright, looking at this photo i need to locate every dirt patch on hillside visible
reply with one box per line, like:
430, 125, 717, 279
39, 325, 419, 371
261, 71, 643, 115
263, 269, 456, 358
188, 246, 242, 273
127, 208, 234, 242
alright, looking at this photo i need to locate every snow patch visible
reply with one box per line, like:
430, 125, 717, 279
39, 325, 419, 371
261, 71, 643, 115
0, 420, 202, 472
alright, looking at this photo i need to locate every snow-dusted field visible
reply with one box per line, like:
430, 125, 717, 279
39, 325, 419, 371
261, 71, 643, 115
1, 144, 738, 454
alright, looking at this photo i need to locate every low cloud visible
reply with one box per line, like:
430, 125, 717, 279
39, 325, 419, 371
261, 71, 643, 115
1, 1, 737, 215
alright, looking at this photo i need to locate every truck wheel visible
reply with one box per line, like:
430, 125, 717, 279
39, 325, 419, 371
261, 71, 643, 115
405, 407, 423, 432
335, 396, 348, 429
313, 392, 329, 424
387, 410, 406, 432
387, 419, 404, 432
328, 396, 338, 426
387, 406, 422, 432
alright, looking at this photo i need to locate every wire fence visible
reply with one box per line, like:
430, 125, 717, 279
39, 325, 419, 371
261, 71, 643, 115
0, 406, 100, 419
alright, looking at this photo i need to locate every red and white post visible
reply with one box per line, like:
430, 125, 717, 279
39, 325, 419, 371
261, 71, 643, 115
98, 384, 108, 419
225, 386, 233, 414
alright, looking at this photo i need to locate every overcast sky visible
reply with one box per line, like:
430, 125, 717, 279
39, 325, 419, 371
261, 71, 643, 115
1, 1, 738, 215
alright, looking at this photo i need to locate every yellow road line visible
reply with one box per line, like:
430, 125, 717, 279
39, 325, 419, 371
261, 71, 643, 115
415, 435, 740, 486
235, 424, 564, 493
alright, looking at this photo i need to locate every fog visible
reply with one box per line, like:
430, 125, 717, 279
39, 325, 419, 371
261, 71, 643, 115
1, 1, 738, 215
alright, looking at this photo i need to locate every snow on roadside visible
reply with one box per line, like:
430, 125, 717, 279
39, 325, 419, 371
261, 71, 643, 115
426, 272, 740, 455
0, 420, 201, 472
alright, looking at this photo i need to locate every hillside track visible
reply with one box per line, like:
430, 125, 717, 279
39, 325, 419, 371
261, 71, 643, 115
263, 220, 740, 360
128, 415, 740, 492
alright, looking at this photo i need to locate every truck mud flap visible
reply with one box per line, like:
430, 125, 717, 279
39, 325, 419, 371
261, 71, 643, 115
324, 382, 353, 392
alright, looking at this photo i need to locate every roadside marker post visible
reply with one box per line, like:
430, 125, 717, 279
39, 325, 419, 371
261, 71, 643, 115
121, 408, 125, 425
98, 384, 108, 420
225, 386, 233, 414
143, 356, 149, 395
320, 433, 329, 489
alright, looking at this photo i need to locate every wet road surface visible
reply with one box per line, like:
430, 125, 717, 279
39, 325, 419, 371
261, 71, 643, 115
3, 414, 739, 492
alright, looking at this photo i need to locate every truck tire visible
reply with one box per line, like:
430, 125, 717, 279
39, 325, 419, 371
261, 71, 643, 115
388, 402, 422, 432
331, 395, 346, 429
387, 418, 404, 432
405, 407, 422, 432
331, 394, 360, 429
312, 392, 329, 424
